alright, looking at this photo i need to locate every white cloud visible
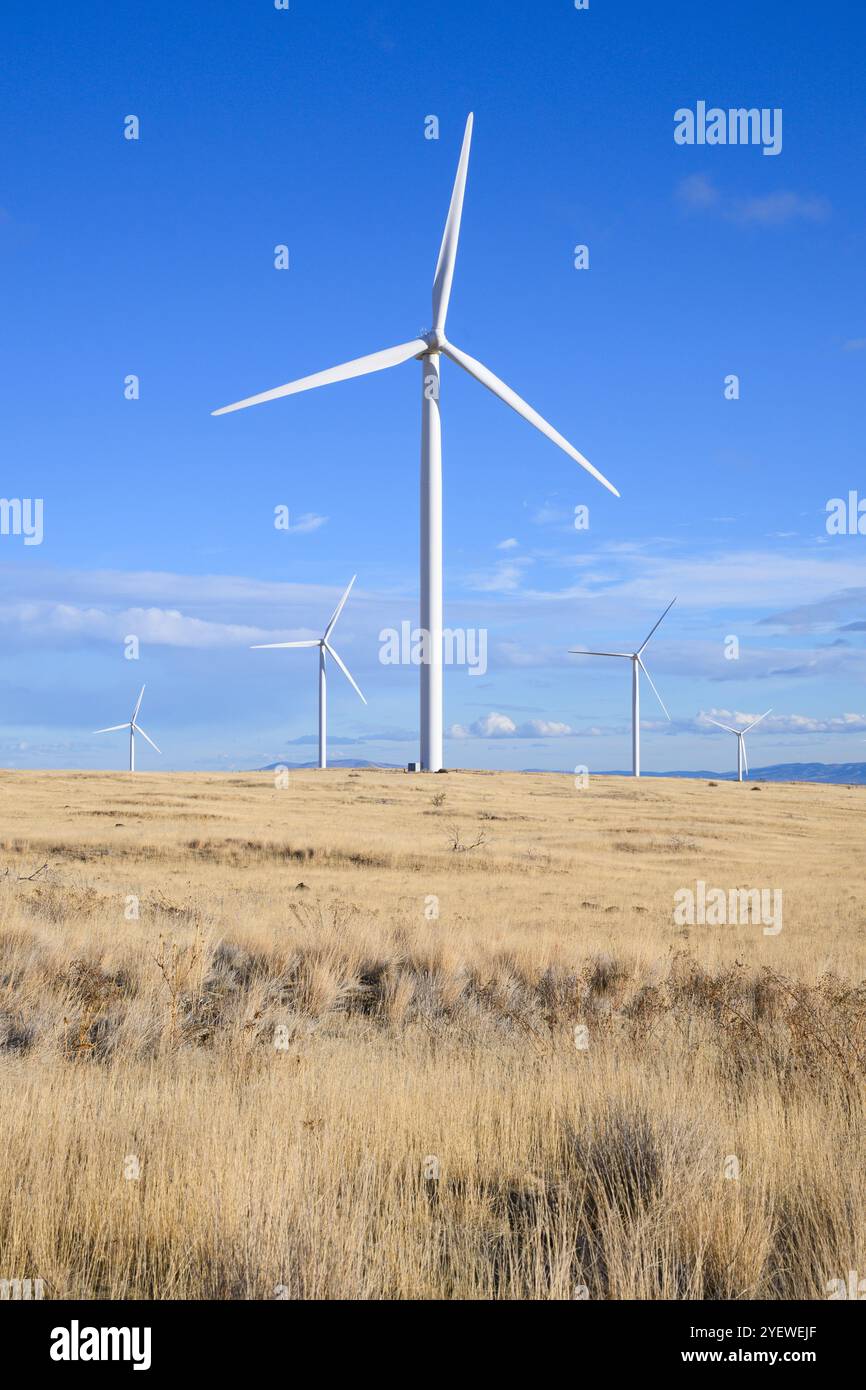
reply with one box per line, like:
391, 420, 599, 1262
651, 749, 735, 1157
497, 537, 519, 550
531, 504, 572, 527
526, 719, 573, 737
471, 712, 518, 737
495, 639, 556, 668
557, 549, 866, 610
733, 191, 830, 226
677, 176, 830, 226
761, 588, 866, 632
450, 711, 574, 739
0, 602, 299, 650
286, 512, 328, 534
0, 565, 362, 612
468, 557, 533, 593
0, 568, 379, 653
695, 709, 866, 735
677, 173, 720, 210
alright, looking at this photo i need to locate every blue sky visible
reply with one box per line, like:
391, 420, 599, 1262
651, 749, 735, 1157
2, 0, 865, 772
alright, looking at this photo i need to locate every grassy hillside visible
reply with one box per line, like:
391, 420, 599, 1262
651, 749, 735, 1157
0, 768, 863, 1299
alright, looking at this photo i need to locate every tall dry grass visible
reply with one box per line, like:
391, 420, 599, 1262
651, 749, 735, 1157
0, 768, 863, 1299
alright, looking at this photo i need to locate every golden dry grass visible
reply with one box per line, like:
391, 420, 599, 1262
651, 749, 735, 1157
0, 766, 863, 1300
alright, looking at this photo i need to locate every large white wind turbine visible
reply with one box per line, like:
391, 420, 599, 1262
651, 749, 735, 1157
569, 599, 676, 778
705, 709, 772, 783
252, 575, 366, 770
94, 686, 161, 772
212, 114, 619, 772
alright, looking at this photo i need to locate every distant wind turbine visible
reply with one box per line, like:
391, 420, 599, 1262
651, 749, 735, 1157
94, 686, 161, 772
569, 599, 676, 778
212, 113, 620, 772
705, 709, 772, 782
252, 575, 366, 770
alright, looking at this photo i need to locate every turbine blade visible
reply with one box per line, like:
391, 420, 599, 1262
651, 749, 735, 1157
131, 685, 145, 722
324, 641, 367, 705
742, 708, 773, 734
705, 717, 738, 735
134, 724, 161, 754
742, 739, 749, 776
442, 342, 619, 496
638, 657, 670, 720
93, 723, 131, 734
568, 650, 632, 659
323, 575, 357, 640
637, 598, 677, 655
250, 639, 321, 650
432, 113, 474, 333
212, 340, 428, 415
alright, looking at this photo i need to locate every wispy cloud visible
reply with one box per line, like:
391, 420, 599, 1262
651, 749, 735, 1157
579, 552, 866, 610
529, 502, 577, 531
677, 175, 830, 226
285, 512, 328, 535
467, 557, 533, 593
760, 588, 866, 632
677, 173, 720, 210
669, 709, 866, 736
0, 602, 280, 649
0, 568, 381, 651
460, 537, 866, 611
733, 191, 830, 226
0, 565, 360, 611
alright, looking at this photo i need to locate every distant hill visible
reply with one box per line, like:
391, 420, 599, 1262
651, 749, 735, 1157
258, 758, 403, 771
256, 758, 866, 784
593, 762, 866, 785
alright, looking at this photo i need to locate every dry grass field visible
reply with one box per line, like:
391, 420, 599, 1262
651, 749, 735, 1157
0, 766, 863, 1300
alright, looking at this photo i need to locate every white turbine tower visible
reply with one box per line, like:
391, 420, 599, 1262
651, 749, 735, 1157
212, 114, 619, 772
705, 709, 772, 782
569, 599, 676, 778
252, 575, 366, 770
94, 686, 161, 772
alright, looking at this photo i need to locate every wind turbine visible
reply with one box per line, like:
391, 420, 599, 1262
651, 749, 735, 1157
212, 114, 619, 772
569, 599, 676, 778
251, 575, 366, 770
705, 709, 772, 782
94, 686, 161, 772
